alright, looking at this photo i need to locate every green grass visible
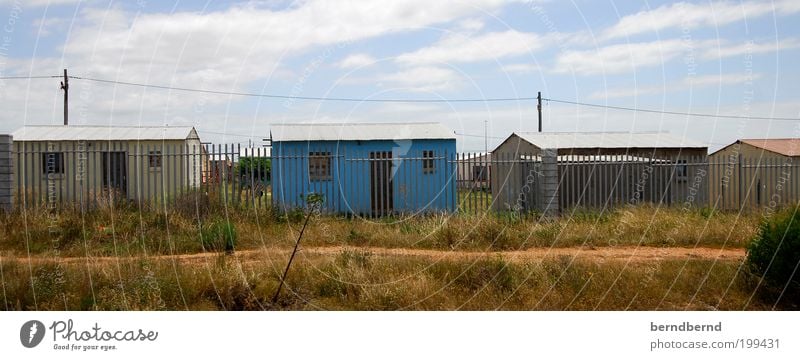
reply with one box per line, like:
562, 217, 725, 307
457, 188, 492, 213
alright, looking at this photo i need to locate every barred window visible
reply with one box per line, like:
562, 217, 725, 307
676, 159, 688, 181
41, 152, 64, 174
309, 152, 331, 181
149, 151, 162, 169
423, 150, 435, 174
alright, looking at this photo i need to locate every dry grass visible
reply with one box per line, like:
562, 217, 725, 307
0, 203, 781, 311
0, 204, 760, 258
0, 249, 784, 310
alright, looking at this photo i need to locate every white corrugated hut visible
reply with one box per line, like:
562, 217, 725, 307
490, 131, 709, 211
11, 125, 204, 204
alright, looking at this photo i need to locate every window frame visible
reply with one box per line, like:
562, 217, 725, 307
422, 150, 435, 174
675, 159, 688, 181
308, 151, 332, 181
41, 152, 64, 175
148, 150, 163, 170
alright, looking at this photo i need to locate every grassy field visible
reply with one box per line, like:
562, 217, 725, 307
0, 202, 791, 310
0, 203, 760, 258
0, 248, 774, 310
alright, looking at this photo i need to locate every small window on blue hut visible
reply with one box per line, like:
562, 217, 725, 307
309, 152, 332, 181
422, 150, 435, 174
149, 151, 162, 169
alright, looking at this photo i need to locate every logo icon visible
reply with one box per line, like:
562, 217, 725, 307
20, 320, 45, 348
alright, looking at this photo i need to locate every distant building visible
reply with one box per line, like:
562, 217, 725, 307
491, 132, 708, 211
11, 125, 204, 205
270, 122, 457, 215
456, 152, 491, 189
206, 153, 233, 183
709, 138, 800, 209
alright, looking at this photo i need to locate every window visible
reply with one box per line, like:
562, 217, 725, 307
472, 165, 488, 181
41, 152, 64, 174
422, 150, 435, 174
675, 159, 688, 181
309, 152, 331, 181
149, 151, 162, 169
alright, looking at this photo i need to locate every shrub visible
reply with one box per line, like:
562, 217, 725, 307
747, 209, 800, 297
200, 218, 237, 253
346, 228, 370, 246
432, 222, 459, 249
172, 189, 213, 220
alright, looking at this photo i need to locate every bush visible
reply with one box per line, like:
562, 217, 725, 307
172, 190, 213, 220
746, 209, 800, 297
200, 218, 237, 253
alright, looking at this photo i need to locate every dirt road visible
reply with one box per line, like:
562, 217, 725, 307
5, 245, 745, 265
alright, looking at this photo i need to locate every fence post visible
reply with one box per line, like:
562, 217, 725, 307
738, 153, 743, 211
539, 148, 559, 217
0, 135, 12, 212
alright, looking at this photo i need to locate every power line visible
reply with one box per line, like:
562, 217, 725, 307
455, 132, 505, 139
6, 73, 800, 122
0, 75, 61, 80
543, 98, 800, 121
69, 75, 538, 103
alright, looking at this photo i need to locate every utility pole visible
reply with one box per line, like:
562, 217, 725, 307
60, 69, 69, 126
484, 120, 488, 155
537, 91, 542, 132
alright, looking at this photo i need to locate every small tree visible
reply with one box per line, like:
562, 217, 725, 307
272, 193, 324, 305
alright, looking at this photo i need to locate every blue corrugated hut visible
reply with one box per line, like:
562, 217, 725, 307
270, 122, 457, 216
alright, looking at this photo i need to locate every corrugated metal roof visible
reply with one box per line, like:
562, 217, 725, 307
11, 125, 198, 141
513, 132, 706, 150
270, 122, 456, 142
740, 139, 800, 157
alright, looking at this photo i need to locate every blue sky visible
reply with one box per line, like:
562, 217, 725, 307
0, 0, 798, 151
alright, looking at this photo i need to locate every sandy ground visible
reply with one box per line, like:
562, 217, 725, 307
5, 245, 745, 265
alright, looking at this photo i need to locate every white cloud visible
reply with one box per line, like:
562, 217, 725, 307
602, 0, 800, 40
589, 72, 763, 99
31, 16, 71, 36
0, 0, 82, 6
395, 30, 543, 65
57, 0, 516, 87
454, 18, 485, 34
336, 53, 377, 69
701, 38, 800, 60
379, 66, 463, 92
554, 39, 705, 75
0, 0, 515, 132
499, 63, 541, 74
685, 73, 762, 86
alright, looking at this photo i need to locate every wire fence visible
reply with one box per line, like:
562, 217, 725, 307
8, 143, 800, 216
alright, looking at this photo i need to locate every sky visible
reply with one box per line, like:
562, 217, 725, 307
0, 0, 798, 152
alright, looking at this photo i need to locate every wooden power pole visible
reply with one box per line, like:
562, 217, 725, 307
537, 91, 542, 132
60, 69, 69, 126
